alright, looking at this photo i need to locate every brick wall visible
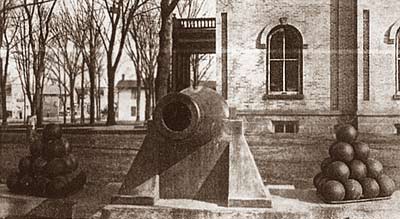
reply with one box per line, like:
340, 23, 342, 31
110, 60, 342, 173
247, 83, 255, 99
240, 113, 342, 135
356, 0, 400, 134
216, 0, 400, 134
217, 0, 332, 112
215, 0, 361, 134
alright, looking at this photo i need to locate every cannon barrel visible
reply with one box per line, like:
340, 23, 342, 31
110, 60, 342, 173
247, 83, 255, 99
153, 86, 229, 143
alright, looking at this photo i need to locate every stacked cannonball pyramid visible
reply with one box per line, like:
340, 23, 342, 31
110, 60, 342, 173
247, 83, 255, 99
314, 124, 396, 202
6, 123, 86, 198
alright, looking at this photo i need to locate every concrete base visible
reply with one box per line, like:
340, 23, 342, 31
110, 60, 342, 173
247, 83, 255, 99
95, 185, 400, 219
0, 184, 76, 218
97, 200, 307, 219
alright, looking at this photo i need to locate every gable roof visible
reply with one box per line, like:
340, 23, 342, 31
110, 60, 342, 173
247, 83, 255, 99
43, 83, 64, 95
116, 80, 139, 90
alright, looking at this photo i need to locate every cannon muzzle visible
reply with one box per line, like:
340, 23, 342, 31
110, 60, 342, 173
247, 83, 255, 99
153, 86, 229, 143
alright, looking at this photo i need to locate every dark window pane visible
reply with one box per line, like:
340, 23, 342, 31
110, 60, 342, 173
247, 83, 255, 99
285, 28, 301, 59
270, 29, 283, 59
285, 61, 299, 92
285, 122, 296, 133
270, 61, 283, 91
398, 45, 400, 58
131, 106, 137, 117
274, 123, 284, 133
398, 35, 400, 58
398, 60, 400, 89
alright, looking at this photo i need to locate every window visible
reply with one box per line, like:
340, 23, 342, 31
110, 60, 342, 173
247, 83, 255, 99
272, 121, 299, 133
267, 25, 303, 96
131, 88, 137, 100
131, 106, 137, 117
6, 84, 11, 96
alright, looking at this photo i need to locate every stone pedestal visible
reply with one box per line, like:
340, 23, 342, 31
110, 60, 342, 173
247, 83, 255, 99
113, 119, 272, 208
95, 186, 400, 219
0, 184, 75, 218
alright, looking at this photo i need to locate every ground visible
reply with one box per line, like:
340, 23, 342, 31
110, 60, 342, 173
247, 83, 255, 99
0, 126, 400, 218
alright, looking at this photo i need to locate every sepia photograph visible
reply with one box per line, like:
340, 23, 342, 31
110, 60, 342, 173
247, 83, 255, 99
0, 0, 399, 218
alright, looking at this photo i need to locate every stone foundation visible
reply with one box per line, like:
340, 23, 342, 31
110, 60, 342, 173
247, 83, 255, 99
358, 115, 400, 135
238, 111, 345, 135
0, 184, 75, 218
94, 186, 400, 219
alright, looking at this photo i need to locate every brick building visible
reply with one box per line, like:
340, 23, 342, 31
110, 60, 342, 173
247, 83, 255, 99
215, 0, 400, 135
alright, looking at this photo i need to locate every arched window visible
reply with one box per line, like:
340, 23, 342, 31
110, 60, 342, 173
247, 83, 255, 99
267, 25, 303, 96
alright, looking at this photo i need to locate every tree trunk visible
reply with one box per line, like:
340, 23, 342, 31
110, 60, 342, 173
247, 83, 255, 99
144, 88, 151, 120
60, 83, 66, 124
35, 83, 42, 126
96, 87, 100, 121
59, 70, 66, 124
151, 78, 156, 112
155, 12, 173, 103
70, 78, 75, 124
0, 83, 6, 124
0, 58, 7, 124
136, 69, 141, 121
80, 61, 85, 124
89, 67, 95, 124
192, 54, 200, 87
30, 98, 35, 119
35, 48, 46, 127
96, 70, 101, 121
38, 90, 43, 126
106, 66, 116, 125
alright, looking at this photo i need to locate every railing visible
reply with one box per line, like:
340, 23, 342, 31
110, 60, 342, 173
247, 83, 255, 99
175, 17, 216, 29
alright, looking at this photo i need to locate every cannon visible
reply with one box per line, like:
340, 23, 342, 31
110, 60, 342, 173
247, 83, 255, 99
153, 86, 229, 145
114, 86, 272, 208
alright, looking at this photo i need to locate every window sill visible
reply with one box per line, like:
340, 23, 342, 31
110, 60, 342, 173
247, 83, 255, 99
393, 94, 400, 100
263, 94, 304, 100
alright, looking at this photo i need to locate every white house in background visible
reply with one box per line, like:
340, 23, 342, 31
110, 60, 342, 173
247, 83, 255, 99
43, 83, 61, 118
116, 77, 146, 121
2, 77, 31, 121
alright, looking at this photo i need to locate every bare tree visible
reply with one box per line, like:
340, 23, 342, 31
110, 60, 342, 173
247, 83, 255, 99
126, 2, 159, 120
126, 19, 143, 121
95, 62, 104, 121
77, 0, 102, 124
190, 53, 214, 85
96, 0, 149, 125
61, 0, 104, 125
46, 47, 66, 123
14, 11, 33, 121
155, 0, 179, 102
176, 0, 207, 18
13, 0, 58, 126
48, 11, 84, 124
0, 0, 59, 124
0, 0, 18, 124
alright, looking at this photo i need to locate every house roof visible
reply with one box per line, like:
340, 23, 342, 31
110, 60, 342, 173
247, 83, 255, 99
116, 80, 139, 90
43, 84, 63, 95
